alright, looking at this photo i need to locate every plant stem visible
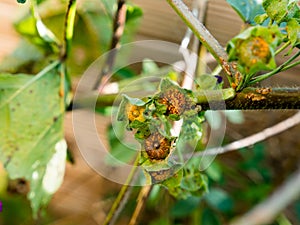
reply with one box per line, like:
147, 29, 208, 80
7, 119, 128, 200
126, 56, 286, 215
187, 111, 300, 158
201, 87, 300, 110
275, 41, 291, 55
128, 185, 152, 225
167, 0, 226, 61
281, 60, 300, 71
103, 155, 140, 225
94, 0, 127, 90
166, 0, 240, 88
249, 50, 300, 85
61, 0, 77, 62
90, 87, 300, 110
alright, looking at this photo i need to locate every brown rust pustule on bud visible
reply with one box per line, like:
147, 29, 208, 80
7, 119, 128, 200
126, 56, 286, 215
144, 132, 171, 160
158, 89, 187, 116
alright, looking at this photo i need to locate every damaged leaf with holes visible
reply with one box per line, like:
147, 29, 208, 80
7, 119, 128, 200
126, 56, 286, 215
227, 25, 283, 77
0, 61, 66, 217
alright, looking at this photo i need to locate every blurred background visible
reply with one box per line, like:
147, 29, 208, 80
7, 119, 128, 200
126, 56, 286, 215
0, 0, 300, 224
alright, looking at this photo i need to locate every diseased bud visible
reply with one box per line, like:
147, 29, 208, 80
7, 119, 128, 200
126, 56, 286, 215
126, 104, 146, 122
144, 131, 172, 160
239, 36, 271, 67
158, 89, 187, 116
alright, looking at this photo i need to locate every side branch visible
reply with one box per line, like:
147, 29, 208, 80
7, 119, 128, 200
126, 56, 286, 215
166, 0, 240, 86
191, 111, 300, 157
200, 87, 300, 110
94, 0, 127, 90
91, 87, 300, 110
230, 164, 300, 225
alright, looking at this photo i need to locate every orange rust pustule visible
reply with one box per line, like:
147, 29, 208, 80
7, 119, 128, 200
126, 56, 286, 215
144, 132, 171, 160
256, 87, 272, 95
158, 89, 187, 115
250, 37, 269, 59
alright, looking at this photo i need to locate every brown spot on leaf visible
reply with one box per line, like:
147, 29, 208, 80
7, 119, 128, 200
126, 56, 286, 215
7, 178, 29, 195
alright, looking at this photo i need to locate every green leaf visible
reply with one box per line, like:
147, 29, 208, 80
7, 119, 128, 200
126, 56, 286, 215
149, 217, 171, 225
180, 169, 208, 195
105, 124, 137, 166
117, 94, 146, 121
0, 40, 44, 74
205, 188, 234, 212
170, 196, 201, 217
295, 200, 300, 221
262, 0, 289, 23
287, 18, 300, 47
254, 13, 269, 24
0, 61, 65, 216
179, 114, 204, 141
126, 4, 143, 22
17, 0, 26, 3
287, 1, 300, 22
15, 16, 59, 54
197, 74, 219, 90
142, 58, 160, 75
201, 208, 221, 225
227, 0, 265, 24
205, 161, 223, 183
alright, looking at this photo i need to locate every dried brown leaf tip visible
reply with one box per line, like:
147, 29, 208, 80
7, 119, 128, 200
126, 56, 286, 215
144, 131, 172, 160
148, 169, 172, 183
126, 104, 146, 122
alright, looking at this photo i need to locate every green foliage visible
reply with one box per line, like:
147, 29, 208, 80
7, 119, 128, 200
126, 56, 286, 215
205, 188, 234, 213
117, 78, 208, 197
4, 0, 300, 223
0, 40, 44, 74
0, 61, 65, 216
15, 4, 60, 54
226, 0, 265, 24
227, 0, 300, 89
170, 196, 201, 217
105, 124, 137, 166
287, 18, 300, 47
4, 0, 142, 76
227, 25, 283, 83
201, 208, 221, 225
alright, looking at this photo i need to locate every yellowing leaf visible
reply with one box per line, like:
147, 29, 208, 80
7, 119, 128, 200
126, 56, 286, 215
0, 61, 65, 216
